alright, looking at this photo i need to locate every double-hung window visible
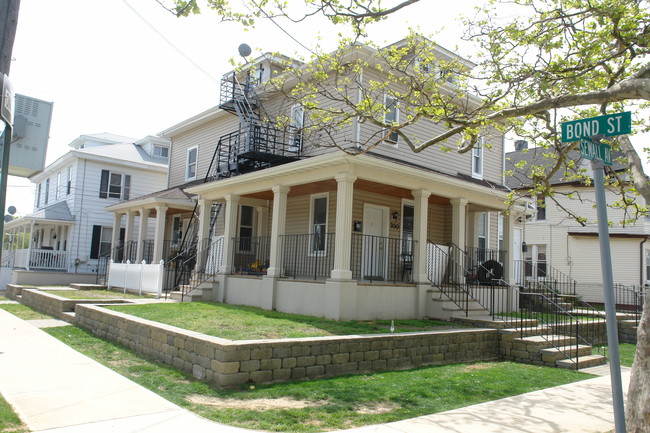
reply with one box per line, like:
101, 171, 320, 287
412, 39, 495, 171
535, 195, 546, 221
310, 194, 328, 254
289, 104, 304, 152
90, 225, 113, 259
384, 95, 399, 144
238, 205, 254, 252
186, 147, 198, 181
99, 170, 131, 200
477, 212, 488, 261
66, 166, 72, 195
471, 137, 484, 179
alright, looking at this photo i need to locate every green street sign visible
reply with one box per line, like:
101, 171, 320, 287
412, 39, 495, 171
561, 111, 631, 143
579, 138, 612, 165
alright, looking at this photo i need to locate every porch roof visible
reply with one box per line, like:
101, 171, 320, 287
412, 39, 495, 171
5, 202, 75, 230
185, 152, 515, 211
104, 183, 197, 214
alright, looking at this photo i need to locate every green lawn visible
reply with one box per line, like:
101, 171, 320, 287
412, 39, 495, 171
106, 301, 465, 340
45, 325, 594, 432
0, 302, 52, 320
0, 393, 28, 433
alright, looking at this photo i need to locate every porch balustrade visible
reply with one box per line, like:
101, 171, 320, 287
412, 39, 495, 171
279, 233, 336, 280
351, 234, 416, 283
231, 236, 272, 276
6, 248, 69, 271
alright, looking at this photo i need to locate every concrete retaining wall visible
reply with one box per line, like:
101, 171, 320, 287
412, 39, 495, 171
19, 289, 130, 323
74, 304, 500, 388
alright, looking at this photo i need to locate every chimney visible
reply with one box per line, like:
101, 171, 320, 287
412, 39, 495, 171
515, 140, 528, 151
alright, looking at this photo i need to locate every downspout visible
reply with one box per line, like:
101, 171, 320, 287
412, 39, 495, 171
640, 237, 647, 287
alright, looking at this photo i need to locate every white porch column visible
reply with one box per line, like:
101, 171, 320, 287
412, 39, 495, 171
124, 210, 135, 245
197, 198, 213, 269
502, 212, 515, 284
331, 173, 356, 280
152, 205, 167, 263
26, 221, 35, 271
110, 212, 122, 260
451, 198, 468, 251
412, 189, 431, 283
136, 208, 150, 262
221, 194, 240, 274
266, 185, 290, 278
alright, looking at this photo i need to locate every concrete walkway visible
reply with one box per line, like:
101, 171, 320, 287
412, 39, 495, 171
0, 307, 630, 433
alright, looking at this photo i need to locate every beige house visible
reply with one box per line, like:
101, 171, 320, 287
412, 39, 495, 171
107, 40, 527, 320
506, 138, 648, 305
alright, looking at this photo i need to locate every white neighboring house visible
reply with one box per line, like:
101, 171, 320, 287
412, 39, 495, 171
1, 133, 169, 287
506, 137, 648, 304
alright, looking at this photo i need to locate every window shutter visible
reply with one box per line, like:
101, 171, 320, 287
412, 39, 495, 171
99, 170, 109, 198
123, 175, 131, 200
90, 225, 102, 259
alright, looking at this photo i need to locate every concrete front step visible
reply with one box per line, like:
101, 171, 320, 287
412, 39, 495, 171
540, 344, 593, 363
556, 354, 607, 370
169, 289, 205, 302
514, 334, 577, 350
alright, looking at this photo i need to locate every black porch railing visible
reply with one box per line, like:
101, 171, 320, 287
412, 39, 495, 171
163, 237, 224, 299
513, 259, 577, 297
231, 236, 272, 276
279, 233, 336, 280
615, 284, 646, 326
351, 234, 415, 283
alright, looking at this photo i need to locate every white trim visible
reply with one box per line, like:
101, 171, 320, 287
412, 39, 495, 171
185, 146, 198, 181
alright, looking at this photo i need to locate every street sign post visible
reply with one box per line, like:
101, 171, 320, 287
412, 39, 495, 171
561, 112, 631, 433
561, 111, 631, 143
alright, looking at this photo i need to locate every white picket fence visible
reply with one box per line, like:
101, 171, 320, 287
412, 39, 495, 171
107, 260, 164, 298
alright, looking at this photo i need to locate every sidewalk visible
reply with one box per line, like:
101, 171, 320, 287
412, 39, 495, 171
0, 306, 630, 433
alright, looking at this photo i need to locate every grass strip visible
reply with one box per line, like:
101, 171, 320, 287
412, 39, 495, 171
44, 325, 593, 432
0, 303, 52, 320
106, 301, 464, 340
0, 393, 28, 433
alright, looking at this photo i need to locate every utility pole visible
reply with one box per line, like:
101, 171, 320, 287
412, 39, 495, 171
0, 0, 21, 263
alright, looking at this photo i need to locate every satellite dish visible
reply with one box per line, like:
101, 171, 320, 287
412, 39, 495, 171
7, 206, 16, 215
4, 215, 12, 223
238, 43, 252, 58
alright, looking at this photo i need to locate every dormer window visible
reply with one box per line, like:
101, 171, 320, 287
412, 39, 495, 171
153, 145, 169, 158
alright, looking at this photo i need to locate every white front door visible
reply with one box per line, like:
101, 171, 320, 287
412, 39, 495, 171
362, 204, 388, 280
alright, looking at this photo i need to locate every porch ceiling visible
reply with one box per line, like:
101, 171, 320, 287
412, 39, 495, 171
243, 178, 450, 204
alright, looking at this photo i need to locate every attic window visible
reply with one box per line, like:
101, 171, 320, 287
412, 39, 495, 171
153, 145, 169, 158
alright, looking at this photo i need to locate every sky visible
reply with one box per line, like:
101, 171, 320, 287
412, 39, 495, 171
5, 0, 649, 216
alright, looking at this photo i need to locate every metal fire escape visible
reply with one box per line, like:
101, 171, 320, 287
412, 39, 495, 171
211, 70, 302, 179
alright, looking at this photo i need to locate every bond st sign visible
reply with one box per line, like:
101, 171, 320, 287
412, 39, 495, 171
561, 111, 631, 143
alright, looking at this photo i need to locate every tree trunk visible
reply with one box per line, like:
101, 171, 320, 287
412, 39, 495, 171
626, 294, 650, 432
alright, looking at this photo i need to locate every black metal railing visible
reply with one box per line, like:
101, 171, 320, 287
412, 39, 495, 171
351, 234, 415, 283
164, 237, 224, 300
513, 259, 577, 297
219, 72, 259, 106
615, 284, 646, 326
231, 236, 272, 276
280, 233, 336, 280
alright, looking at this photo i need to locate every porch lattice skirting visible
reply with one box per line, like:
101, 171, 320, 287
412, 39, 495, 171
75, 304, 500, 388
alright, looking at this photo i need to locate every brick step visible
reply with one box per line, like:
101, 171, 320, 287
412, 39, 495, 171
556, 354, 607, 370
169, 290, 204, 302
540, 344, 593, 363
514, 334, 577, 350
61, 311, 76, 324
499, 325, 551, 336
